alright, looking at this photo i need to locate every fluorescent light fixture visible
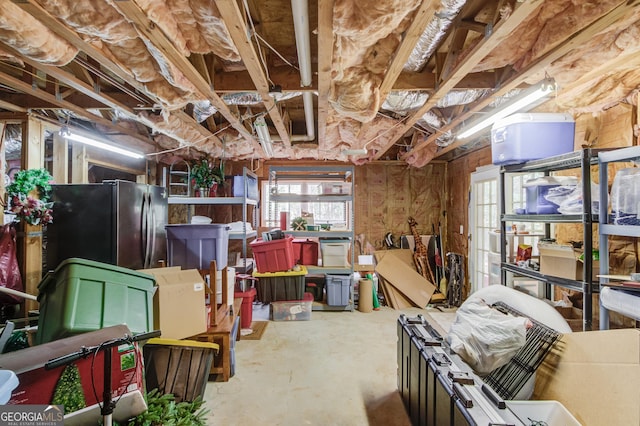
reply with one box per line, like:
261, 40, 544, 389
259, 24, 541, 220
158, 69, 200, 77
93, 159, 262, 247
342, 148, 367, 156
60, 127, 145, 159
456, 78, 556, 140
254, 116, 274, 157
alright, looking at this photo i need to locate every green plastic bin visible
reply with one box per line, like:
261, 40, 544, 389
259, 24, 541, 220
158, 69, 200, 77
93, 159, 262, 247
35, 258, 156, 345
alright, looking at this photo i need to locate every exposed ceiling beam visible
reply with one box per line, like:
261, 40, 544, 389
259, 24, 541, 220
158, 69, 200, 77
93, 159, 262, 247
0, 99, 27, 113
427, 0, 640, 159
215, 0, 291, 151
1, 44, 138, 116
111, 0, 266, 155
0, 90, 151, 110
13, 0, 227, 155
0, 91, 56, 109
15, 0, 152, 96
316, 0, 334, 156
377, 0, 439, 106
0, 69, 155, 152
214, 67, 313, 92
189, 68, 501, 93
373, 0, 544, 160
0, 112, 28, 122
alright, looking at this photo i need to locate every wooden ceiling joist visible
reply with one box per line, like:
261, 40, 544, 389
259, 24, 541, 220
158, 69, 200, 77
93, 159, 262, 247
316, 0, 334, 155
12, 0, 228, 155
428, 0, 640, 159
0, 70, 155, 152
377, 1, 439, 106
215, 0, 292, 150
373, 0, 544, 160
0, 100, 27, 113
111, 0, 266, 155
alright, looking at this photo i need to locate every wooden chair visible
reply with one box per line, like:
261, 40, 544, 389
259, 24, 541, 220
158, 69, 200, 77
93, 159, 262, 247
200, 260, 229, 327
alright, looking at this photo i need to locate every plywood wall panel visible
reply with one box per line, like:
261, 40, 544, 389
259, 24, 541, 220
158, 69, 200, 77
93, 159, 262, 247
446, 147, 492, 257
354, 162, 446, 251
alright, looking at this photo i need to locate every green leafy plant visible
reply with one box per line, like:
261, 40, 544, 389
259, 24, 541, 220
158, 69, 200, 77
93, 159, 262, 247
5, 168, 54, 225
291, 216, 307, 231
112, 389, 209, 426
190, 157, 224, 189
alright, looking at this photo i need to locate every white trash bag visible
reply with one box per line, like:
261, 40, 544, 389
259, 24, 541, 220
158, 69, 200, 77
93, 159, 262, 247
446, 299, 530, 375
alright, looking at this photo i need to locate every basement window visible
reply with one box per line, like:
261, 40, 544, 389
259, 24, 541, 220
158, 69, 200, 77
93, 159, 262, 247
261, 180, 349, 229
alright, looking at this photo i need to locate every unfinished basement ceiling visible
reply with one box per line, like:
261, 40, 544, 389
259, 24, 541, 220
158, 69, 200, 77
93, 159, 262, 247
0, 0, 639, 166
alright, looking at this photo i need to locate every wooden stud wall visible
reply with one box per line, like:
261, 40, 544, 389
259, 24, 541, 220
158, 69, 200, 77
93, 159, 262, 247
353, 162, 446, 251
20, 118, 44, 312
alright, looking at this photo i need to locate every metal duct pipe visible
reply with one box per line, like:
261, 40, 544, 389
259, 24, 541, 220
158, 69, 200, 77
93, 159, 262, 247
272, 0, 315, 142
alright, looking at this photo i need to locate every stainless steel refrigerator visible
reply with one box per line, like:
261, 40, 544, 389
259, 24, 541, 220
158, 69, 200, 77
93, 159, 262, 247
46, 180, 168, 270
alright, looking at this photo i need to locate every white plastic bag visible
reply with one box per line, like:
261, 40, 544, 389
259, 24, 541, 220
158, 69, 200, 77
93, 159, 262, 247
445, 299, 529, 375
544, 181, 599, 214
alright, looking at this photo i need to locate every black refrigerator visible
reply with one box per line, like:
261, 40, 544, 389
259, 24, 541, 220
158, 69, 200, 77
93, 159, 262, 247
46, 180, 168, 270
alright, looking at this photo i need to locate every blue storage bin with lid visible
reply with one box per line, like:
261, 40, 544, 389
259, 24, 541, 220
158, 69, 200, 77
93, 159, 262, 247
491, 113, 575, 165
166, 224, 230, 270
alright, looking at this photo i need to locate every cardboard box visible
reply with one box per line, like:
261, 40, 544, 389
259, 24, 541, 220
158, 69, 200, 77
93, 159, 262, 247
554, 306, 584, 332
1, 325, 145, 423
534, 329, 640, 426
140, 267, 207, 340
374, 249, 436, 308
538, 243, 599, 281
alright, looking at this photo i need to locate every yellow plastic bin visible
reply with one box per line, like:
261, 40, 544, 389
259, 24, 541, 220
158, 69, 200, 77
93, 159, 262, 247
143, 338, 219, 403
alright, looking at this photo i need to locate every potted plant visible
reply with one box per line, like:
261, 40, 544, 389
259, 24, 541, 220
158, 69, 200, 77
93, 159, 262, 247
190, 157, 224, 197
5, 168, 54, 225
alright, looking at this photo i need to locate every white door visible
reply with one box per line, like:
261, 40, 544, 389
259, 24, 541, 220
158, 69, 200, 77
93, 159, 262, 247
469, 165, 500, 293
469, 166, 545, 296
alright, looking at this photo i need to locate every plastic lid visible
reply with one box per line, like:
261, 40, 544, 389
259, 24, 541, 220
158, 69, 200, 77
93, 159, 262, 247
252, 265, 308, 277
492, 113, 574, 129
191, 215, 212, 224
165, 223, 230, 230
146, 338, 219, 351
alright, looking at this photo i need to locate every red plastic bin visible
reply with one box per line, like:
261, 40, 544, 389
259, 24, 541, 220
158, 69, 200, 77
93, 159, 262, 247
292, 239, 319, 266
250, 237, 296, 273
234, 288, 256, 328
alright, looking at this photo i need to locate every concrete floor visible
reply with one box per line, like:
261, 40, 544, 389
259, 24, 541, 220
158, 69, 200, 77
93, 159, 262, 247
203, 304, 455, 425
